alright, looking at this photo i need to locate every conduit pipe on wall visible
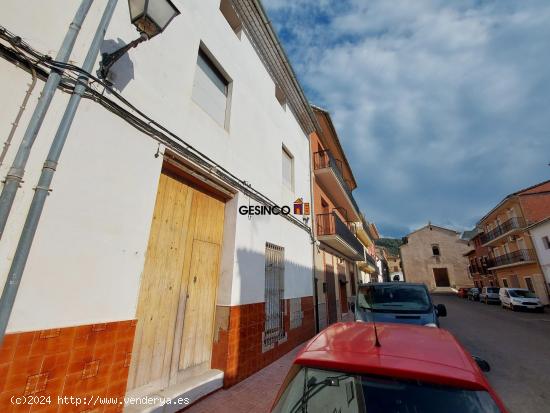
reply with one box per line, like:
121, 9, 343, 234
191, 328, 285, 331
0, 0, 93, 240
0, 0, 119, 343
0, 44, 37, 167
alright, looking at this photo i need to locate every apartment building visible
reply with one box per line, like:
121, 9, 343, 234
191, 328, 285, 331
529, 217, 550, 292
400, 224, 472, 291
310, 106, 363, 330
355, 217, 379, 283
463, 231, 498, 288
477, 180, 550, 304
0, 0, 318, 409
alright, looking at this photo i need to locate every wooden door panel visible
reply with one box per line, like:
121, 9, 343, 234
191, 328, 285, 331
179, 240, 221, 370
129, 172, 193, 390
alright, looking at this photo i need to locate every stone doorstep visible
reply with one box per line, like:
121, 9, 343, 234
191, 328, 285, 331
431, 287, 459, 295
124, 369, 224, 413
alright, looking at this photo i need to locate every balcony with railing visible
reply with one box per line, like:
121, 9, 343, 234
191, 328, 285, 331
468, 257, 494, 276
488, 249, 537, 270
313, 150, 360, 221
316, 212, 364, 260
480, 217, 526, 246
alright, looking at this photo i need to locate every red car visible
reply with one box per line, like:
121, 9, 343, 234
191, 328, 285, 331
457, 287, 471, 298
271, 322, 507, 412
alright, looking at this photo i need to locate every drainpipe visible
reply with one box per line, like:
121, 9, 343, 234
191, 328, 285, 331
0, 45, 37, 167
0, 0, 93, 240
308, 136, 320, 333
0, 0, 119, 343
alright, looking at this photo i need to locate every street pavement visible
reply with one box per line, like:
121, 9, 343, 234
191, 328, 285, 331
183, 346, 302, 413
434, 294, 550, 413
183, 301, 550, 413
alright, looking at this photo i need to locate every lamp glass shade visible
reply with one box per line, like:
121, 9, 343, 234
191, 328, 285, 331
128, 0, 146, 21
128, 0, 180, 38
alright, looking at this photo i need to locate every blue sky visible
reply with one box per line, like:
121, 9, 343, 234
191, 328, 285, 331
263, 0, 550, 238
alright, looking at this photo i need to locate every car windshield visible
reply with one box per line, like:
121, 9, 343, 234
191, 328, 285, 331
272, 367, 502, 413
357, 284, 432, 313
509, 289, 537, 298
487, 288, 499, 293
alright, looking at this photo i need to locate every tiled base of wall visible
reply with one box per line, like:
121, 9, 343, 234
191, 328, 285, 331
0, 320, 136, 413
212, 297, 315, 388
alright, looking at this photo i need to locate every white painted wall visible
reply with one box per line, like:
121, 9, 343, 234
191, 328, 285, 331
390, 271, 404, 282
0, 0, 313, 332
530, 221, 550, 286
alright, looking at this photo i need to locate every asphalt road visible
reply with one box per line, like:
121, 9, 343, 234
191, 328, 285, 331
433, 294, 550, 413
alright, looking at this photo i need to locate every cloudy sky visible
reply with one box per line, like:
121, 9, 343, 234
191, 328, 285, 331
263, 0, 550, 238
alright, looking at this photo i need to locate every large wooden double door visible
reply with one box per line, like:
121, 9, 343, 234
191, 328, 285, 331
128, 169, 225, 393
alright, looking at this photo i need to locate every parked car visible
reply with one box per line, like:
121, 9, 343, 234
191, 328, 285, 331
271, 322, 507, 412
480, 287, 501, 304
353, 282, 447, 327
499, 288, 544, 312
457, 287, 470, 298
467, 287, 480, 301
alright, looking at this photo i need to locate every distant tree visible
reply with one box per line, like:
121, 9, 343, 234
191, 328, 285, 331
375, 238, 404, 256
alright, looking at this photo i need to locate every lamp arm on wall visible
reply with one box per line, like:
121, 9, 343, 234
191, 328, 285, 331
97, 32, 148, 81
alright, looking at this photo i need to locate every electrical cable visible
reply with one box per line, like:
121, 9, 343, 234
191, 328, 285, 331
0, 25, 311, 233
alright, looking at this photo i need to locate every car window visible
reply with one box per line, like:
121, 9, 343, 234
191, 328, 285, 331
509, 289, 537, 298
271, 367, 503, 413
357, 284, 432, 313
487, 288, 499, 293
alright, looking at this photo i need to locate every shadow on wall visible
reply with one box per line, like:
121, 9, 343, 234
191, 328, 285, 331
99, 38, 135, 91
235, 247, 313, 301
212, 247, 315, 387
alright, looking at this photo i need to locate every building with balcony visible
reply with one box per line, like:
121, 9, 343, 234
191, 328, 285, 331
463, 230, 498, 288
477, 180, 550, 304
400, 224, 473, 292
355, 216, 380, 283
310, 105, 362, 330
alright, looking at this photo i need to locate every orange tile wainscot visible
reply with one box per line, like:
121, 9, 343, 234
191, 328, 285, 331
211, 297, 314, 388
0, 320, 136, 413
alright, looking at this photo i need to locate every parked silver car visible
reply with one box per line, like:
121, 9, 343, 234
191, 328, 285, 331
480, 287, 500, 304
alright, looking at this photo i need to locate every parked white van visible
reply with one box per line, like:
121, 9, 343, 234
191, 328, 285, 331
499, 288, 544, 312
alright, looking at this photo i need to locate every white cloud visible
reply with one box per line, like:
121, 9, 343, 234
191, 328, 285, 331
264, 0, 550, 236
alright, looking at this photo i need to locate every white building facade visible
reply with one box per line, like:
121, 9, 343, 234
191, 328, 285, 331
0, 0, 316, 410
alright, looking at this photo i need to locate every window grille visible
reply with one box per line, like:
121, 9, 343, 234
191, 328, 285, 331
263, 243, 286, 350
289, 298, 303, 329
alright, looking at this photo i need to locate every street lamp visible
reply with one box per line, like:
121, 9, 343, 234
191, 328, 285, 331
98, 0, 180, 81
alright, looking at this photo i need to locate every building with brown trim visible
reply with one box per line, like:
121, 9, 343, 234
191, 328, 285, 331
356, 218, 379, 283
463, 230, 498, 288
310, 105, 363, 330
476, 180, 550, 304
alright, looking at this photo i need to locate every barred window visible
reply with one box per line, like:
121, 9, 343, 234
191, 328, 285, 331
289, 298, 303, 330
263, 243, 286, 350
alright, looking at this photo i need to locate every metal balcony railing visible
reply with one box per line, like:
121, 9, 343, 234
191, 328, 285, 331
365, 252, 377, 267
317, 212, 363, 255
313, 150, 360, 215
481, 217, 526, 244
491, 249, 536, 268
468, 257, 494, 275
